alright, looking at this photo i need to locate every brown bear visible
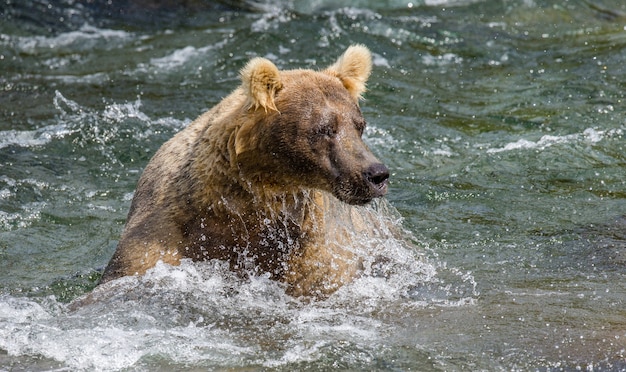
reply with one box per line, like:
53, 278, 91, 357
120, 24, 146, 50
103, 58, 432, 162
99, 45, 389, 297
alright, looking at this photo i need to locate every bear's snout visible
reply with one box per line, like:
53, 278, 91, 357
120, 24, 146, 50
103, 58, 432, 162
364, 163, 390, 196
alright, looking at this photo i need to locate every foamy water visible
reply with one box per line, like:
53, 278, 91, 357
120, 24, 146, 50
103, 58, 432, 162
7, 24, 133, 55
487, 127, 623, 154
0, 228, 476, 371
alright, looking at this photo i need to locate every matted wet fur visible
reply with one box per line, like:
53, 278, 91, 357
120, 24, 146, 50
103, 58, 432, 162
100, 45, 389, 297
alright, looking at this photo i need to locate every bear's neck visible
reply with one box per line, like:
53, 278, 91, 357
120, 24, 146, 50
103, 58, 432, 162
206, 175, 316, 224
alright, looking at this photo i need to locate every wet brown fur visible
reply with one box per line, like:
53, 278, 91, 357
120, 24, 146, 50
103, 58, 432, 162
100, 45, 388, 297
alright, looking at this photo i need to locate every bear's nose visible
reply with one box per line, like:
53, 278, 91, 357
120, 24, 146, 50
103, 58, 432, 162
364, 163, 390, 190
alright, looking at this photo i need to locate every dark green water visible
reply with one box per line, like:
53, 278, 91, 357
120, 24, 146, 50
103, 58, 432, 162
2, 0, 626, 370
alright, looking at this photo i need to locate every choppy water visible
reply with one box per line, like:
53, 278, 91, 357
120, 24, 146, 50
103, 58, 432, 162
2, 0, 626, 370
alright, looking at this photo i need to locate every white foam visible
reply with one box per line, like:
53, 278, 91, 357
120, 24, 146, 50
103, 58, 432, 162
134, 38, 229, 75
0, 200, 47, 230
0, 124, 74, 150
425, 0, 484, 6
149, 45, 210, 70
13, 24, 132, 54
251, 6, 295, 32
102, 99, 151, 123
0, 244, 474, 370
372, 52, 390, 68
364, 125, 400, 149
43, 72, 111, 85
422, 52, 463, 66
487, 127, 622, 154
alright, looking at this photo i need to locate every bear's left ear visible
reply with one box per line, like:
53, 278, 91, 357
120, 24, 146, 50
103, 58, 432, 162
240, 57, 283, 112
324, 44, 372, 101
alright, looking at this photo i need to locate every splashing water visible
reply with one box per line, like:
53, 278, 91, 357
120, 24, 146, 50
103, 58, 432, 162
0, 199, 475, 371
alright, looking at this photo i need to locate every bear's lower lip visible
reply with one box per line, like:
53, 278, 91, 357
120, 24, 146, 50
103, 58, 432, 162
369, 179, 388, 199
340, 183, 388, 206
376, 180, 389, 194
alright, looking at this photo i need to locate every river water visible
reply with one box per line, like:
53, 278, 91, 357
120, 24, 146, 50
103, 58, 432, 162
1, 0, 626, 370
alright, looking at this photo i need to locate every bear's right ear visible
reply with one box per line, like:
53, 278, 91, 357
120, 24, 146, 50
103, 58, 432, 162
240, 57, 283, 112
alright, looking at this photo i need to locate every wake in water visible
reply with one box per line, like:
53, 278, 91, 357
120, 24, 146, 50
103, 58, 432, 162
0, 248, 475, 370
0, 197, 476, 371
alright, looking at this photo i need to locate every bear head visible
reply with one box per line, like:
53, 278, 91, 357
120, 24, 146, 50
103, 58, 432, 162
232, 45, 389, 206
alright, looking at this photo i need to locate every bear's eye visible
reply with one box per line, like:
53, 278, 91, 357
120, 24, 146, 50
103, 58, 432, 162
317, 123, 337, 138
355, 120, 366, 136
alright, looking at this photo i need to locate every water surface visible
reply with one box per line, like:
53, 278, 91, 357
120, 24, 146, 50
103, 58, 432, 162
1, 0, 626, 370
